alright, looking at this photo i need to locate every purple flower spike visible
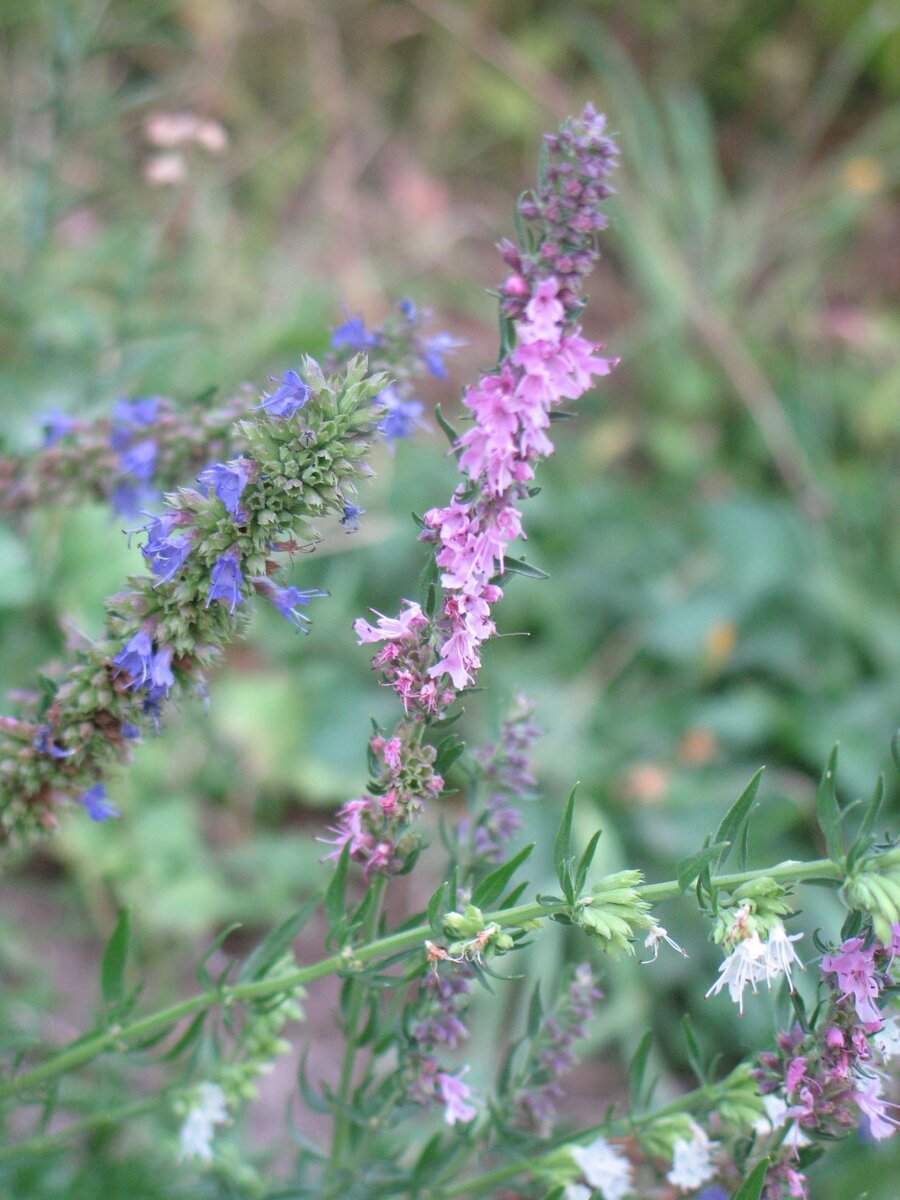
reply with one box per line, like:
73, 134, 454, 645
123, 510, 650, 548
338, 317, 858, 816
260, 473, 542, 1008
331, 315, 378, 352
78, 784, 120, 822
206, 550, 244, 613
377, 386, 425, 444
197, 459, 254, 516
269, 584, 328, 632
119, 439, 158, 482
254, 369, 310, 418
340, 503, 365, 531
41, 409, 76, 448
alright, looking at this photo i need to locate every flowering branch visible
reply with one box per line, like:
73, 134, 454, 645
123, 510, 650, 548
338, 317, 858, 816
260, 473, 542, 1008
0, 355, 386, 841
0, 855, 843, 1103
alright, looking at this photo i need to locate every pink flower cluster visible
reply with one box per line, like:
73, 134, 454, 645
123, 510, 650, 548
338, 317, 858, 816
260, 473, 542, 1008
317, 796, 398, 879
423, 278, 616, 691
353, 601, 455, 718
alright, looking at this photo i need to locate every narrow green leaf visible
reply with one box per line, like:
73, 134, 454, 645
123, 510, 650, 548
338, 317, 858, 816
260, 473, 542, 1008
419, 554, 440, 619
196, 922, 242, 990
297, 1050, 331, 1114
434, 734, 465, 776
574, 829, 602, 896
500, 556, 549, 581
101, 909, 131, 1006
682, 1015, 706, 1084
714, 768, 764, 870
471, 843, 534, 910
891, 729, 900, 777
858, 774, 884, 843
324, 844, 351, 933
238, 898, 317, 984
732, 1159, 769, 1200
427, 882, 447, 936
434, 403, 460, 451
816, 745, 844, 863
526, 983, 543, 1038
628, 1029, 653, 1109
158, 1011, 206, 1062
676, 840, 729, 893
554, 784, 579, 903
411, 1131, 446, 1182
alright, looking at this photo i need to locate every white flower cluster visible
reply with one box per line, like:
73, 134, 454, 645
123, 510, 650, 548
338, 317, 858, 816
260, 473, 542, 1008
666, 1121, 718, 1191
566, 1136, 633, 1200
705, 922, 804, 1014
178, 1081, 229, 1163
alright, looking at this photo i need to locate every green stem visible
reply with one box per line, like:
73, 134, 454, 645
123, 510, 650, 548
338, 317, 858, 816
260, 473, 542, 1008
327, 873, 387, 1180
0, 1096, 160, 1162
0, 857, 840, 1102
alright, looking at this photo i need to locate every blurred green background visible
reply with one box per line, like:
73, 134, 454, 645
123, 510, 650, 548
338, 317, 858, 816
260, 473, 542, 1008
1, 0, 899, 1195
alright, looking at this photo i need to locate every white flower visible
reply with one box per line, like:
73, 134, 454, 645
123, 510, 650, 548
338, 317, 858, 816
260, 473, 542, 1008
666, 1121, 718, 1190
570, 1136, 633, 1200
564, 1186, 593, 1200
874, 1013, 900, 1062
641, 923, 688, 964
178, 1082, 229, 1163
706, 925, 804, 1014
760, 923, 804, 991
705, 932, 767, 1014
754, 1093, 810, 1148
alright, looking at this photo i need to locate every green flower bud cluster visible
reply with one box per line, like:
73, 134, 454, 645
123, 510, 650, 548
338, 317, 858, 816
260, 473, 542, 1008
443, 905, 515, 959
637, 1113, 697, 1159
714, 1063, 766, 1130
845, 846, 900, 944
575, 871, 654, 957
219, 960, 306, 1106
712, 877, 793, 945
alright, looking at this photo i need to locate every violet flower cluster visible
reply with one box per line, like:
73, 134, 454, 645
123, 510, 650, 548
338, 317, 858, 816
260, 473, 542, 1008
0, 356, 387, 840
513, 963, 604, 1136
406, 961, 480, 1127
459, 693, 540, 864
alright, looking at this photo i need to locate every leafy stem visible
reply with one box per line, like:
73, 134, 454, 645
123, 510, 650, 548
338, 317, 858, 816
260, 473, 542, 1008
0, 857, 841, 1104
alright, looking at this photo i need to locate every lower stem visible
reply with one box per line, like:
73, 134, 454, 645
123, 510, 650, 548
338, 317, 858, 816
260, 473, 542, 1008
327, 873, 387, 1182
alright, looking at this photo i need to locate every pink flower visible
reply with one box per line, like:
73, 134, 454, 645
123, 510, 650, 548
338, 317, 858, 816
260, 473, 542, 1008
383, 737, 402, 770
520, 277, 565, 341
855, 1075, 899, 1140
437, 1069, 478, 1125
821, 937, 883, 1025
353, 600, 427, 644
